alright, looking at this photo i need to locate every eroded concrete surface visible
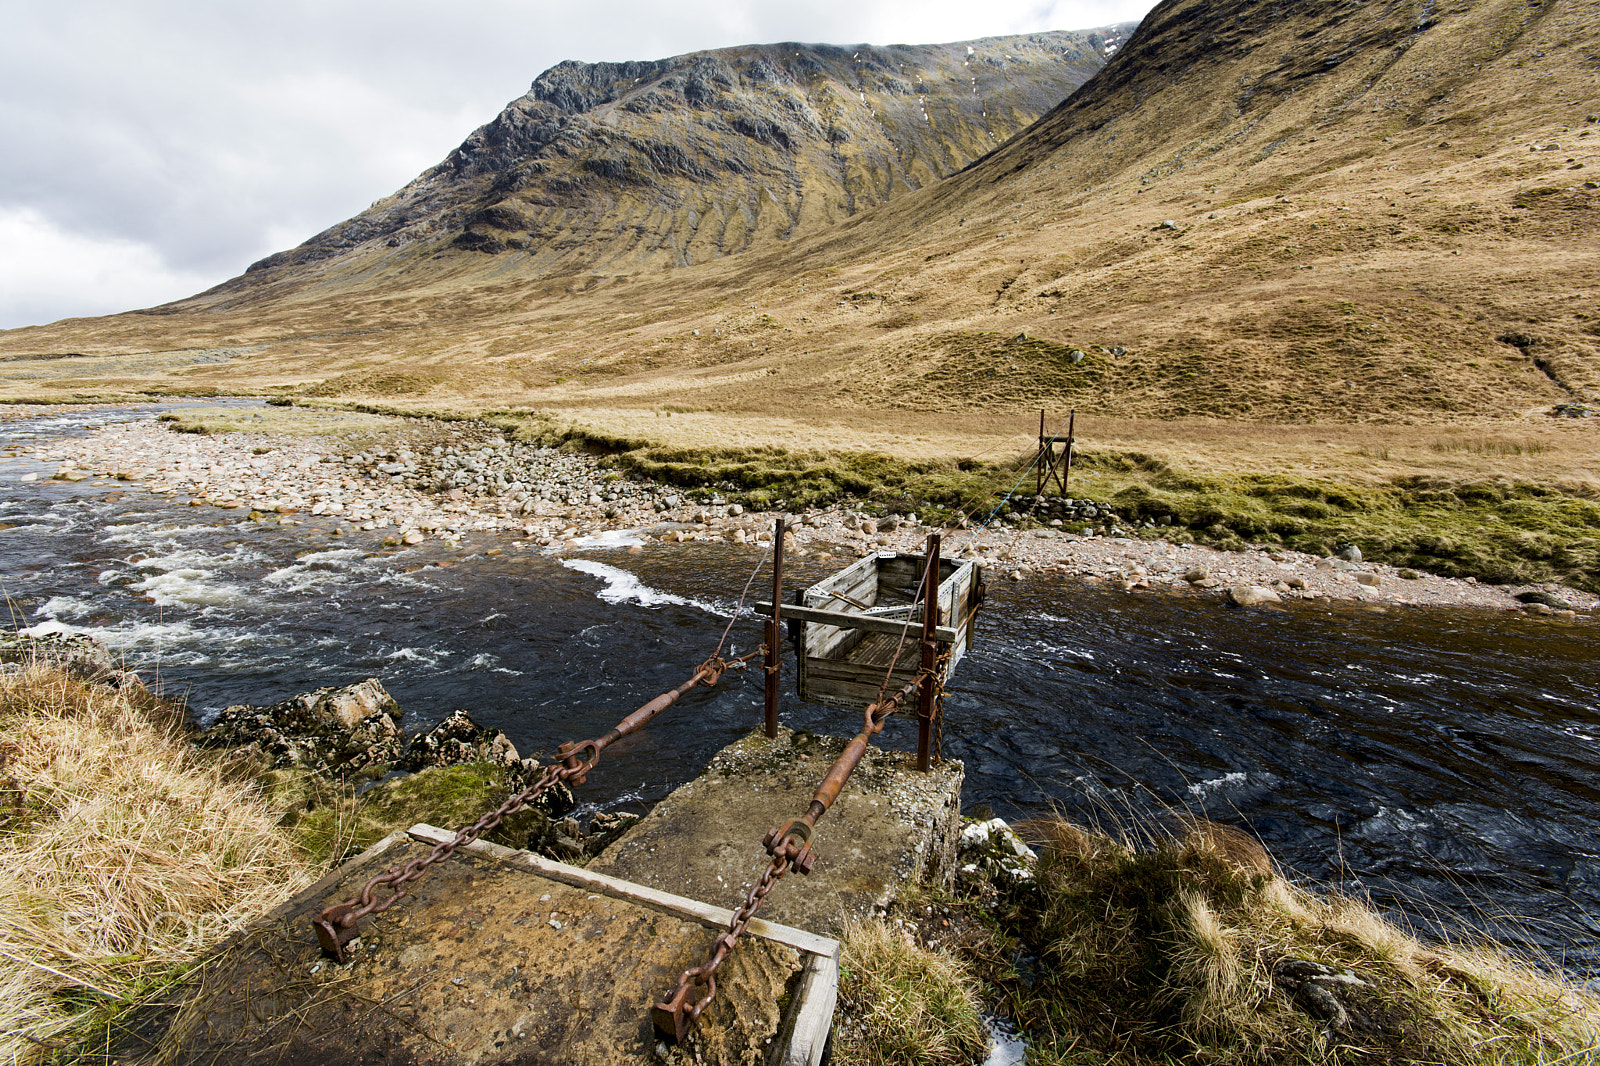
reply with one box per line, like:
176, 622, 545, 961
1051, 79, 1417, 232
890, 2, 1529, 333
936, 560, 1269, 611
589, 727, 965, 937
143, 836, 797, 1066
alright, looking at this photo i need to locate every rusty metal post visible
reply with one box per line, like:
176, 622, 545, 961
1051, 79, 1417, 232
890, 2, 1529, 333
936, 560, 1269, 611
1035, 408, 1046, 495
917, 533, 941, 772
764, 518, 785, 738
1063, 408, 1077, 490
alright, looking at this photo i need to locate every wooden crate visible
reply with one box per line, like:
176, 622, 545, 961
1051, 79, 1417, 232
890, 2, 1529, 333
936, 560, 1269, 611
788, 551, 983, 709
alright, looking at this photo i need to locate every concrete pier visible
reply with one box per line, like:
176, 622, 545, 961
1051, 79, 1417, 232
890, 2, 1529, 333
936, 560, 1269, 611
589, 727, 965, 937
136, 727, 962, 1064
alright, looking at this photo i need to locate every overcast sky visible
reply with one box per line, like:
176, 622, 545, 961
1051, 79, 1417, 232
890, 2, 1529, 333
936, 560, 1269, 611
0, 0, 1153, 331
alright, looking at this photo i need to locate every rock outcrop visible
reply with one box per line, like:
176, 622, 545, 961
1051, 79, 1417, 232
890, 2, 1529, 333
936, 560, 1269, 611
198, 679, 406, 778
197, 680, 577, 814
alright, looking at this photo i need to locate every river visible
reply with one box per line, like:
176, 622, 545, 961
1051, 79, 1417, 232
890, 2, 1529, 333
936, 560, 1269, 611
3, 403, 1596, 978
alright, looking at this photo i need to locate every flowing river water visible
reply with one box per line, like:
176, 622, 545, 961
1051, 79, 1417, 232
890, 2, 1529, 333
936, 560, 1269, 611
4, 404, 1597, 980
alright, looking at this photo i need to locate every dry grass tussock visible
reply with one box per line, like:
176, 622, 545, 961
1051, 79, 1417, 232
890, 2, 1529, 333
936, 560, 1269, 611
1009, 817, 1600, 1065
834, 917, 987, 1066
0, 664, 320, 1062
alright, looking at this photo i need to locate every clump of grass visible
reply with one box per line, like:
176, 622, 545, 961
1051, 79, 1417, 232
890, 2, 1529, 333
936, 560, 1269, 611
1430, 437, 1551, 457
0, 664, 320, 1062
985, 817, 1600, 1065
834, 917, 988, 1066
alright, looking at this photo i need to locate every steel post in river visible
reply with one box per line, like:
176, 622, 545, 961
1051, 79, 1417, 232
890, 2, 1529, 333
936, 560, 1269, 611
765, 518, 785, 738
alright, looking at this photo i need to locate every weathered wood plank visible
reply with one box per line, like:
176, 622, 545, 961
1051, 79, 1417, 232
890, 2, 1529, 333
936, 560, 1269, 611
756, 602, 959, 643
783, 951, 838, 1066
405, 824, 841, 960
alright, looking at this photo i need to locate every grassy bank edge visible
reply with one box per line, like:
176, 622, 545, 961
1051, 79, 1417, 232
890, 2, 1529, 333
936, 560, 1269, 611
0, 659, 559, 1064
837, 818, 1600, 1066
517, 413, 1600, 594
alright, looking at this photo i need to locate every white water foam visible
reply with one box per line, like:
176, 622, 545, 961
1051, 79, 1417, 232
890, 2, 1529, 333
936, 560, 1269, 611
34, 595, 96, 621
263, 548, 370, 593
385, 646, 452, 666
1188, 771, 1249, 798
545, 529, 648, 552
467, 652, 523, 676
131, 567, 247, 608
21, 617, 213, 654
562, 559, 723, 614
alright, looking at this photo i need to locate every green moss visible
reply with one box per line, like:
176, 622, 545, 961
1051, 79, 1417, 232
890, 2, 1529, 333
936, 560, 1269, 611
282, 762, 546, 867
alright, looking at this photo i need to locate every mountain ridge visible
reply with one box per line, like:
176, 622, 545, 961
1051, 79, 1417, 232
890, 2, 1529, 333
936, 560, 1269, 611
217, 27, 1131, 303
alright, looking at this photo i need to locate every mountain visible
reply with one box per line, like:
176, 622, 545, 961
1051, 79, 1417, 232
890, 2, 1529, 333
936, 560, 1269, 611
218, 29, 1130, 301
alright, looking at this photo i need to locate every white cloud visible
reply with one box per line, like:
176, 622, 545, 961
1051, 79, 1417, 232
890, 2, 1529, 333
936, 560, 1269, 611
0, 0, 1155, 330
0, 208, 214, 329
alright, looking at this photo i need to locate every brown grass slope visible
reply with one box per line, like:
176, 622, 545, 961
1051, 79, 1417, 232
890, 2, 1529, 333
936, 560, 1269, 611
0, 0, 1595, 491
778, 0, 1600, 425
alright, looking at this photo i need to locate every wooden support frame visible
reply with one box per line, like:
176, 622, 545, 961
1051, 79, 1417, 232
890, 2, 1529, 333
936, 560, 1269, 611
407, 824, 839, 1065
1034, 408, 1076, 496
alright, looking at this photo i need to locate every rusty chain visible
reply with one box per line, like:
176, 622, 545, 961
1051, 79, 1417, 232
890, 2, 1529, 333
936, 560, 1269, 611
926, 643, 952, 764
312, 650, 761, 962
652, 668, 929, 1044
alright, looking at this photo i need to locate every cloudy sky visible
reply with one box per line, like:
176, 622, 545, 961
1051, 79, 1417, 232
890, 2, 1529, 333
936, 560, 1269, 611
0, 0, 1153, 330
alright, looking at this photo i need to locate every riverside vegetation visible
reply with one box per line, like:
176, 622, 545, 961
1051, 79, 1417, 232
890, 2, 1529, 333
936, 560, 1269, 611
122, 401, 1600, 594
0, 640, 604, 1064
834, 819, 1600, 1066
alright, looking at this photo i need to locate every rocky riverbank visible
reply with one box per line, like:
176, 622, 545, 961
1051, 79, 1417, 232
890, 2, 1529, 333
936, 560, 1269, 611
19, 409, 1597, 617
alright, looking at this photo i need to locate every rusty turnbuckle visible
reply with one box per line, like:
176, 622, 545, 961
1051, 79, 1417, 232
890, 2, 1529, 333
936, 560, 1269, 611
651, 669, 928, 1044
312, 651, 759, 962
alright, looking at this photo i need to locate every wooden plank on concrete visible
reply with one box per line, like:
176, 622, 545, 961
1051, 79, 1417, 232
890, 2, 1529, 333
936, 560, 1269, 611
407, 825, 839, 1066
407, 824, 840, 962
783, 952, 839, 1066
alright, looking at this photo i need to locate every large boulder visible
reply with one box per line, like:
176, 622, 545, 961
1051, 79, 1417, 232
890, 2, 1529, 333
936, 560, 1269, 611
198, 678, 406, 778
1228, 585, 1282, 607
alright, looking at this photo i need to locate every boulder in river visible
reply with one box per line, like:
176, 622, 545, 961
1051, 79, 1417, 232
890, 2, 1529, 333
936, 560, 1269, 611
1515, 589, 1573, 610
1229, 585, 1282, 606
198, 677, 406, 778
401, 708, 516, 771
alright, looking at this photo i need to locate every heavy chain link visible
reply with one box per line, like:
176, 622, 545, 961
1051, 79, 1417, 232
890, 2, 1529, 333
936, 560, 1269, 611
313, 759, 586, 958
652, 668, 930, 1044
651, 851, 793, 1044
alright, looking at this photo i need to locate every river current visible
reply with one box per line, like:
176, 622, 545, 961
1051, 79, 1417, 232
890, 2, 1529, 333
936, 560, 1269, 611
4, 404, 1597, 977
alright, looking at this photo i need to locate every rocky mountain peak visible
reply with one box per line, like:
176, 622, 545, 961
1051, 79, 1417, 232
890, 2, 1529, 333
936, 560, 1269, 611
231, 28, 1132, 295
